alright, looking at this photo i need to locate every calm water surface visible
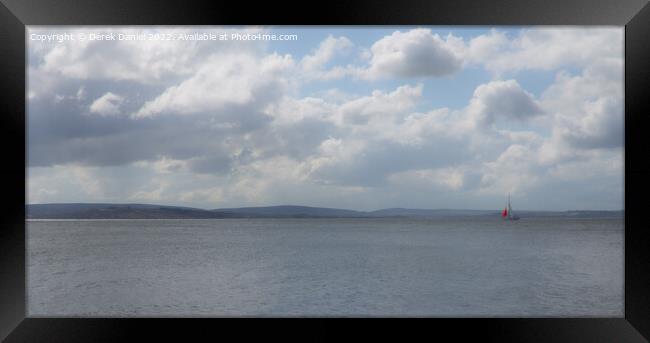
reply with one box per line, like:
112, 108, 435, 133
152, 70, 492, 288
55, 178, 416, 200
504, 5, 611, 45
27, 217, 623, 316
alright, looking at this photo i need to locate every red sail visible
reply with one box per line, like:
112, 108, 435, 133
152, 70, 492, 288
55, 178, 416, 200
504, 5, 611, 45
501, 207, 508, 217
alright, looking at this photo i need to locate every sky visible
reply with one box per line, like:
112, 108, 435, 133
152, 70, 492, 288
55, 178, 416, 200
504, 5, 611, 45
26, 26, 624, 211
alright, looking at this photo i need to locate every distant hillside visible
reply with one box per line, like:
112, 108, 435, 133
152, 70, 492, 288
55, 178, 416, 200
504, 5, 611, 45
26, 203, 624, 219
214, 205, 365, 218
27, 203, 230, 219
369, 208, 497, 217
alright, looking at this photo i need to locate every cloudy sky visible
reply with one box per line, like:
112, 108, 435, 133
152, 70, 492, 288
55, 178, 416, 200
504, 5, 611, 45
27, 26, 624, 211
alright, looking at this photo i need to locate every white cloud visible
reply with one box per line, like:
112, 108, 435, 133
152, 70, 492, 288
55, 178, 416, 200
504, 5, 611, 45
179, 187, 224, 205
360, 28, 464, 79
267, 96, 335, 124
391, 108, 454, 145
89, 92, 124, 116
32, 27, 268, 84
467, 79, 542, 125
300, 27, 622, 81
133, 53, 293, 118
467, 27, 623, 74
300, 35, 353, 79
75, 86, 86, 100
538, 55, 623, 164
129, 179, 168, 202
134, 157, 187, 174
69, 166, 104, 197
335, 84, 423, 125
465, 29, 509, 65
388, 167, 467, 191
479, 144, 542, 195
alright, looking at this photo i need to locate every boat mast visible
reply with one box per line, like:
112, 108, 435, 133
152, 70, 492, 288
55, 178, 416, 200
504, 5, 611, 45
507, 193, 513, 219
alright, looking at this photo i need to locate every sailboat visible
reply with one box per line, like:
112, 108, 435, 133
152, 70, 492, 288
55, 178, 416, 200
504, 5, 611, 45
501, 193, 520, 220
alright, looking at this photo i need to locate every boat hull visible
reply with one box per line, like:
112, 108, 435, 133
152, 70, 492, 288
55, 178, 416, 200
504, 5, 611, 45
502, 216, 520, 221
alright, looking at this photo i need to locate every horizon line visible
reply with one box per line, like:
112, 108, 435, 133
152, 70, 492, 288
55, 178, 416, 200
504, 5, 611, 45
25, 202, 626, 213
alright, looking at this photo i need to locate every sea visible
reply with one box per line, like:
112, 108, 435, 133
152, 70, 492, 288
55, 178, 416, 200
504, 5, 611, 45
27, 217, 623, 317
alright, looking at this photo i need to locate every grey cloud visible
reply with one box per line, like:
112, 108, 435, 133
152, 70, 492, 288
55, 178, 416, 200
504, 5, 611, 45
188, 155, 232, 175
272, 118, 339, 159
561, 97, 623, 150
28, 51, 280, 168
28, 91, 274, 168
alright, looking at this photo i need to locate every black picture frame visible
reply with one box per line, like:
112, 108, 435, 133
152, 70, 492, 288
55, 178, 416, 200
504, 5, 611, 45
1, 0, 649, 341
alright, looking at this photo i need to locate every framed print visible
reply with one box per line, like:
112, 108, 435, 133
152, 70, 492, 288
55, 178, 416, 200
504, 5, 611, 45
1, 0, 649, 341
